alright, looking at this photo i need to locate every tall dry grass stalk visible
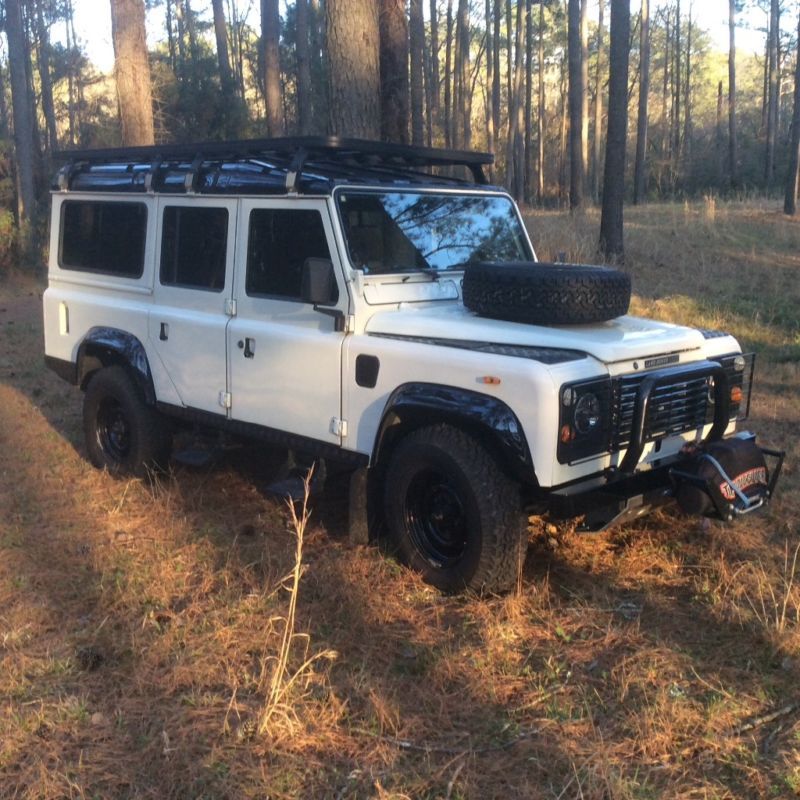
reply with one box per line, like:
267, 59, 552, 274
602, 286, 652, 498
703, 194, 717, 223
258, 467, 337, 736
743, 540, 800, 637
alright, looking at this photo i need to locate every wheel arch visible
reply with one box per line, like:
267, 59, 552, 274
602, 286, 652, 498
372, 382, 537, 487
77, 327, 156, 405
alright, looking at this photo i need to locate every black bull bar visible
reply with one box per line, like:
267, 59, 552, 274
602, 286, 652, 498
548, 361, 785, 531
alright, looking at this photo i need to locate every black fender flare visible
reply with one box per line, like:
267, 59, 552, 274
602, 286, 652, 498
77, 327, 156, 405
372, 382, 536, 486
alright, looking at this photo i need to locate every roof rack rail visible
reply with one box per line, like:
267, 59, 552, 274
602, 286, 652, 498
53, 136, 493, 192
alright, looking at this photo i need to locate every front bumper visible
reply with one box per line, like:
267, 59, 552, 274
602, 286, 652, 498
547, 434, 784, 532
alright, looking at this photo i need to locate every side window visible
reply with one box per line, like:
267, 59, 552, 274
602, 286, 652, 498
60, 201, 147, 277
246, 208, 335, 301
160, 206, 228, 292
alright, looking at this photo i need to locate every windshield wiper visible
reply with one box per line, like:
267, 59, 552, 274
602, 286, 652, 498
398, 267, 440, 282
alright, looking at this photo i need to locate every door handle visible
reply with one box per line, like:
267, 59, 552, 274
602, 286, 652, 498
159, 322, 169, 341
242, 337, 255, 358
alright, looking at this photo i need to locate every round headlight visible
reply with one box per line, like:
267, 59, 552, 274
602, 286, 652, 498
574, 392, 601, 434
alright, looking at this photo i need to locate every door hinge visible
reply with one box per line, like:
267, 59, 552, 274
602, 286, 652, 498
219, 391, 232, 409
344, 314, 356, 333
225, 298, 237, 317
330, 417, 348, 437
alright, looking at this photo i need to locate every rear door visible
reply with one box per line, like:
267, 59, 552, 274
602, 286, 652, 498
148, 197, 237, 415
227, 199, 347, 444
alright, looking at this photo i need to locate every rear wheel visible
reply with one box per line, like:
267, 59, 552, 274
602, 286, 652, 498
384, 424, 526, 593
83, 366, 171, 478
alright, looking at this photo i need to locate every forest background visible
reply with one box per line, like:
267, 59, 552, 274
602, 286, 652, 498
1, 0, 800, 262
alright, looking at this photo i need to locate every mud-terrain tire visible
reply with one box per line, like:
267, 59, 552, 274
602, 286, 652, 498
462, 261, 631, 325
383, 424, 526, 594
83, 366, 172, 478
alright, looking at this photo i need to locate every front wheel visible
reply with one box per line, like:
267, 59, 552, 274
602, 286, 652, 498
383, 424, 526, 593
83, 366, 172, 478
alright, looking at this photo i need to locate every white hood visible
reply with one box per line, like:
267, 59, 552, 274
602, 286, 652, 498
365, 304, 706, 364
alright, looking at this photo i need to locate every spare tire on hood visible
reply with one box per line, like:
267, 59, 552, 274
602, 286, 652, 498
462, 261, 631, 326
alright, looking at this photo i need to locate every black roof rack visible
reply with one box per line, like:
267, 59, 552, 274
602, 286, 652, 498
52, 136, 494, 195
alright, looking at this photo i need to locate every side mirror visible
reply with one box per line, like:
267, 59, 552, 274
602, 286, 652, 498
301, 258, 338, 306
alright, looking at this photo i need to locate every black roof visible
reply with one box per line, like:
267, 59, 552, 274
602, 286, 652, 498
52, 136, 495, 195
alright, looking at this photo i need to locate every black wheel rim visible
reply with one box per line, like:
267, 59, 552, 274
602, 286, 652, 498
96, 396, 131, 462
404, 469, 468, 568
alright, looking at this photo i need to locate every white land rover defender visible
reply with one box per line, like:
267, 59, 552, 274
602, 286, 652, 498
43, 137, 783, 593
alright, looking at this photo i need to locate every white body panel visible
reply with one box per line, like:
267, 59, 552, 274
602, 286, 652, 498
227, 198, 347, 444
147, 196, 238, 415
365, 305, 707, 364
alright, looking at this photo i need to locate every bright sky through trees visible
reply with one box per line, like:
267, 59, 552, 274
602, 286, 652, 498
65, 0, 766, 76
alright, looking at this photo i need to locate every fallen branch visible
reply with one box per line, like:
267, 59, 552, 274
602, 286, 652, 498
355, 726, 539, 755
732, 702, 798, 736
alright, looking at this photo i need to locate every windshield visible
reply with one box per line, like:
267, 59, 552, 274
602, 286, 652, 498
337, 190, 533, 274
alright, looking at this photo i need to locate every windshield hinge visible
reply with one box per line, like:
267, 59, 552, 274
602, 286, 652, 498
225, 299, 237, 317
219, 391, 232, 409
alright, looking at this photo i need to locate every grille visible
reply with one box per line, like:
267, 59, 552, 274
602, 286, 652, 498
611, 373, 710, 449
610, 353, 755, 451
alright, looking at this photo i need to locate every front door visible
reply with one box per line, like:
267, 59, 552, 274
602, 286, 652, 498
148, 197, 238, 415
228, 199, 347, 445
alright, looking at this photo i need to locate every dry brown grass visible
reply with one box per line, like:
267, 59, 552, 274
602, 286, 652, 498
1, 199, 799, 798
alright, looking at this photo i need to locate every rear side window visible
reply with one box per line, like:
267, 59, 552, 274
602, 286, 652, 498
160, 206, 228, 292
60, 201, 147, 277
246, 208, 334, 300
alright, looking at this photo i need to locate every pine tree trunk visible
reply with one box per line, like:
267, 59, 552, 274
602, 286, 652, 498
295, 0, 313, 133
410, 0, 425, 144
728, 0, 738, 188
580, 0, 589, 182
261, 0, 283, 135
423, 34, 433, 145
524, 0, 533, 202
35, 0, 58, 153
65, 0, 76, 145
537, 0, 545, 202
6, 0, 37, 231
492, 0, 502, 159
110, 0, 155, 146
211, 0, 235, 95
783, 11, 800, 215
309, 0, 326, 128
444, 0, 453, 147
512, 0, 526, 199
166, 0, 177, 71
765, 0, 779, 187
457, 0, 471, 148
328, 0, 381, 137
485, 0, 495, 167
0, 62, 9, 141
672, 0, 681, 177
592, 0, 604, 202
683, 4, 692, 171
716, 81, 725, 184
568, 0, 585, 210
559, 31, 568, 203
506, 0, 513, 123
69, 3, 86, 139
453, 0, 463, 148
429, 0, 441, 137
633, 0, 649, 204
599, 0, 630, 260
662, 8, 670, 168
379, 0, 409, 143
